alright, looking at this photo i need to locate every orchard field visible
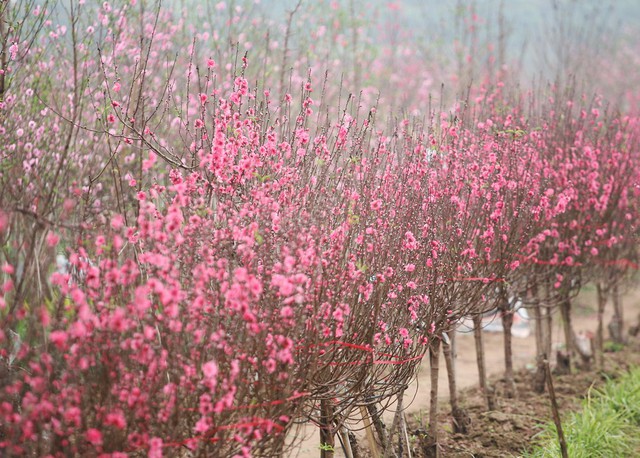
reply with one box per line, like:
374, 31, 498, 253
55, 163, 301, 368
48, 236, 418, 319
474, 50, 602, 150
1, 1, 639, 457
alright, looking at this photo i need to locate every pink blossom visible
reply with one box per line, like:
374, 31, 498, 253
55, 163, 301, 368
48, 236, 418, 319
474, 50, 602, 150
63, 199, 75, 212
46, 232, 60, 247
264, 358, 276, 373
202, 360, 218, 380
110, 307, 129, 333
49, 330, 68, 350
111, 214, 125, 230
3, 279, 14, 293
148, 437, 163, 458
402, 231, 418, 250
195, 417, 210, 433
370, 199, 382, 211
271, 274, 295, 296
70, 320, 88, 339
86, 428, 102, 446
142, 151, 157, 172
105, 410, 127, 429
9, 43, 18, 60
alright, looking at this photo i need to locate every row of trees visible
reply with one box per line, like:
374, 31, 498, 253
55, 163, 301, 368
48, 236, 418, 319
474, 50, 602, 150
1, 1, 638, 456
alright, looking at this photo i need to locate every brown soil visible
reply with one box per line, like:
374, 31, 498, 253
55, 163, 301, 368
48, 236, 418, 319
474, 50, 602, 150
408, 338, 640, 458
289, 286, 640, 457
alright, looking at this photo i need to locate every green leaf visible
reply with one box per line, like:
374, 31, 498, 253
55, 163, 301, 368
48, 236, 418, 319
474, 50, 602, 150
319, 443, 335, 452
15, 318, 28, 341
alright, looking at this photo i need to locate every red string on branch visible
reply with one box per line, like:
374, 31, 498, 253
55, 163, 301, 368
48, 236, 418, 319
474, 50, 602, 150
297, 340, 426, 366
162, 417, 286, 449
227, 391, 311, 411
594, 258, 639, 269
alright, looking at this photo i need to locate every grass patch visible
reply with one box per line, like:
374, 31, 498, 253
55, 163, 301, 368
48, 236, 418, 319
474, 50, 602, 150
525, 367, 640, 457
604, 341, 625, 353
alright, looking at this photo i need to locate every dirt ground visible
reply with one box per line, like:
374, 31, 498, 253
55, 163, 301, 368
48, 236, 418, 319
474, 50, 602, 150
412, 337, 640, 458
287, 285, 640, 457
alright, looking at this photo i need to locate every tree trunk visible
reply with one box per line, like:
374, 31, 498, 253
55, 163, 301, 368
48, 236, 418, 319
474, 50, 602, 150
544, 357, 569, 458
395, 391, 404, 458
360, 406, 381, 458
427, 339, 441, 458
544, 303, 553, 357
383, 389, 406, 458
473, 314, 495, 410
443, 330, 469, 433
558, 293, 574, 374
609, 283, 625, 344
533, 301, 546, 394
338, 425, 354, 458
366, 400, 388, 454
320, 399, 335, 458
348, 430, 362, 458
595, 283, 606, 371
500, 291, 516, 398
